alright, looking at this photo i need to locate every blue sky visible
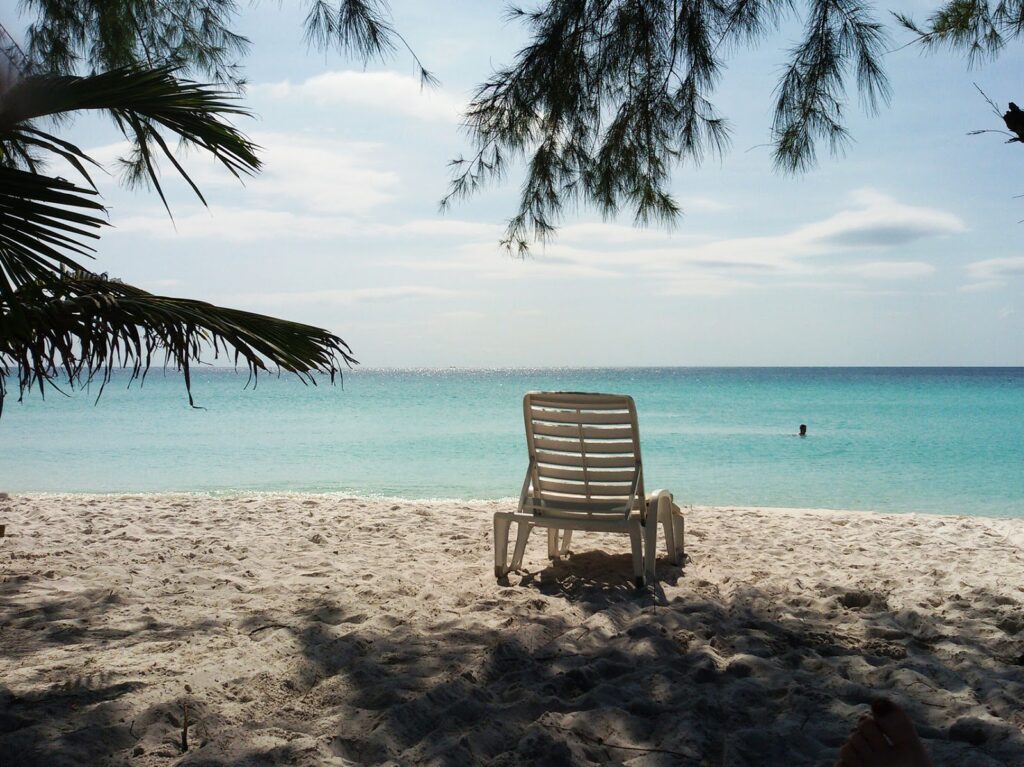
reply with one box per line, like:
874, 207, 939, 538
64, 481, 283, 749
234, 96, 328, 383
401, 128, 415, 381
9, 1, 1024, 365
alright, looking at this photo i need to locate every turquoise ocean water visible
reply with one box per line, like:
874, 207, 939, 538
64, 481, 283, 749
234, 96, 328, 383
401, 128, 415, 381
1, 368, 1022, 516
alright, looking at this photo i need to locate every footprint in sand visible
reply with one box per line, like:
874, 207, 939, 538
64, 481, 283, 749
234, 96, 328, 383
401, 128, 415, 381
996, 615, 1024, 636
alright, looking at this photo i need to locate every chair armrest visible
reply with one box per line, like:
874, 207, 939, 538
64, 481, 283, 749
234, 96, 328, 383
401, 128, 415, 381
517, 457, 535, 513
645, 489, 675, 522
626, 462, 644, 521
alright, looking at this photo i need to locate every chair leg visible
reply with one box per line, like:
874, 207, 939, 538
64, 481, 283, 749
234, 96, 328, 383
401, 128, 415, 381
643, 517, 658, 585
659, 504, 676, 564
547, 528, 560, 559
629, 523, 644, 588
559, 529, 573, 556
509, 521, 532, 571
494, 516, 512, 577
672, 507, 685, 564
654, 495, 682, 565
651, 492, 683, 566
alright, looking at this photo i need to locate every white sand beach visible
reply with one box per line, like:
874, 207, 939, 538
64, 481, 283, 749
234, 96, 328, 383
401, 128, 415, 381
2, 494, 1024, 766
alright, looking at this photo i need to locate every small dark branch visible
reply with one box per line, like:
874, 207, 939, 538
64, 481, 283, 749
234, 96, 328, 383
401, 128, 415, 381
391, 29, 439, 88
180, 701, 189, 753
543, 723, 700, 762
247, 623, 293, 636
965, 85, 1024, 144
967, 128, 1016, 139
974, 83, 1003, 119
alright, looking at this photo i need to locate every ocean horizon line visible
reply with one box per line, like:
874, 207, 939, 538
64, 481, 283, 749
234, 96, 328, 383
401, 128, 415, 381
42, 363, 1024, 373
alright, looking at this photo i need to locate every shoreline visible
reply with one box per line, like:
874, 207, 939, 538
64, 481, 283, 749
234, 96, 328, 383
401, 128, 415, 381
4, 491, 1022, 521
2, 494, 1023, 764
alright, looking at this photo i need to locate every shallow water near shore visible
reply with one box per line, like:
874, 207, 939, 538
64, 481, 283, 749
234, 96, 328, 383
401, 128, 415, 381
2, 367, 1023, 516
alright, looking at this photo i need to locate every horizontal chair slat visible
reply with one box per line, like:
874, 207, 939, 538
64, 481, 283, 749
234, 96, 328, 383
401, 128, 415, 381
524, 497, 629, 513
536, 451, 637, 468
530, 422, 635, 440
533, 437, 635, 454
536, 465, 637, 482
529, 408, 634, 425
528, 393, 634, 409
513, 514, 638, 530
537, 479, 635, 497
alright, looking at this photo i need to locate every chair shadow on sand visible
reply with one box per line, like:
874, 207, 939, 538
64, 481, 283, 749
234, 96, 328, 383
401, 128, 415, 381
510, 548, 686, 606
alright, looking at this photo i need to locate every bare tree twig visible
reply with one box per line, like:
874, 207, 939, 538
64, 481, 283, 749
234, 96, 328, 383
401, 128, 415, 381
543, 723, 701, 762
973, 83, 1003, 119
180, 701, 189, 753
247, 623, 293, 636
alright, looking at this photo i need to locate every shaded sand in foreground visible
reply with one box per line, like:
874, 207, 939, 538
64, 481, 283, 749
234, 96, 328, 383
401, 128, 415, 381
2, 495, 1024, 766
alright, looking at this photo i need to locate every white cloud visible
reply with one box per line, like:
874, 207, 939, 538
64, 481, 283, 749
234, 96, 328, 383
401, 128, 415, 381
961, 255, 1024, 291
91, 132, 398, 219
381, 219, 499, 239
110, 177, 961, 299
382, 214, 721, 249
960, 280, 1003, 293
227, 286, 457, 307
115, 207, 359, 242
437, 310, 485, 320
247, 133, 398, 214
841, 261, 935, 280
681, 196, 732, 213
253, 70, 465, 122
105, 130, 405, 239
796, 191, 966, 248
655, 270, 753, 296
964, 256, 1024, 291
557, 222, 710, 246
140, 278, 183, 289
395, 190, 961, 297
113, 208, 505, 243
394, 241, 758, 296
398, 245, 621, 281
78, 140, 133, 169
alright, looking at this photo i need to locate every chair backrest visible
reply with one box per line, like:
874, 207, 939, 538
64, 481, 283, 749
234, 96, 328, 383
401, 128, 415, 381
522, 391, 645, 518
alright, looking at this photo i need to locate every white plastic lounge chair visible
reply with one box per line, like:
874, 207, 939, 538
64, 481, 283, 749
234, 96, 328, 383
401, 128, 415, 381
494, 391, 684, 587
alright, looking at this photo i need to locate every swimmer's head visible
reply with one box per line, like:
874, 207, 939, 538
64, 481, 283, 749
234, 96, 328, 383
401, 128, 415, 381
799, 424, 807, 436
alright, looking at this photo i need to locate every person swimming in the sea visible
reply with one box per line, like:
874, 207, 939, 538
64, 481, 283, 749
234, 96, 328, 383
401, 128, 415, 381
835, 699, 933, 767
799, 424, 807, 437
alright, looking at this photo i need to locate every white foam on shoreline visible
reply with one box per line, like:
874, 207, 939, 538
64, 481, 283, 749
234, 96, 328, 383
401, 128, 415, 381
8, 490, 1017, 519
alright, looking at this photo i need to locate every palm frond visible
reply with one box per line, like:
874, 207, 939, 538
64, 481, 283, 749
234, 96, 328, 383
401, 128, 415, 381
0, 66, 260, 213
0, 272, 357, 415
0, 165, 107, 297
0, 65, 356, 414
0, 67, 262, 297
